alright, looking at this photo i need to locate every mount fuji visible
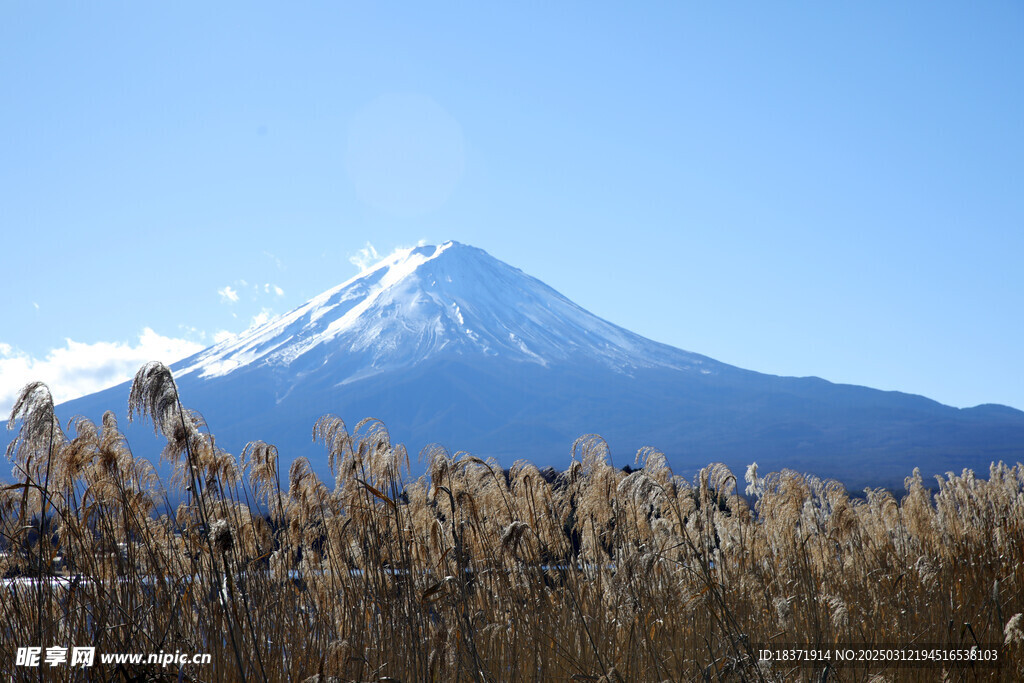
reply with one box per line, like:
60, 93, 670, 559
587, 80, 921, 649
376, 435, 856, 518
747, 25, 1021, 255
6, 241, 1024, 490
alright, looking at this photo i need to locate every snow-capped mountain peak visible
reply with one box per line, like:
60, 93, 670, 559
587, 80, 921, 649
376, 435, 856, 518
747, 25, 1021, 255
9, 243, 1024, 493
178, 241, 710, 383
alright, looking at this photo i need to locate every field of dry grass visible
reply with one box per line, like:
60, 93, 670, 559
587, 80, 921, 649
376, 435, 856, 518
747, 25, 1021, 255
2, 362, 1023, 681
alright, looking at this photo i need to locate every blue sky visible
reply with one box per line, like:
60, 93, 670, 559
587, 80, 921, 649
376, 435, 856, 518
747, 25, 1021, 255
1, 2, 1022, 413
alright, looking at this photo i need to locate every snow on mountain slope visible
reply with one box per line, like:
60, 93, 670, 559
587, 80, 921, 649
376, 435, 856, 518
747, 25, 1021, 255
178, 241, 716, 384
4, 241, 1024, 492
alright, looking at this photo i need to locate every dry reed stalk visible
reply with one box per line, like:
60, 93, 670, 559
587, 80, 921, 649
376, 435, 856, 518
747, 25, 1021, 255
1, 367, 1021, 681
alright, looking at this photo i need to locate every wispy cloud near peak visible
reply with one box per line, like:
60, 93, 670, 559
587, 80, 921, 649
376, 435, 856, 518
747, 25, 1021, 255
218, 286, 240, 303
348, 242, 381, 271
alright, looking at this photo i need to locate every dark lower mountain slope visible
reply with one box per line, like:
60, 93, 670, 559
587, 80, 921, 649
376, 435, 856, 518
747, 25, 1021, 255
7, 350, 1022, 492
4, 241, 1023, 491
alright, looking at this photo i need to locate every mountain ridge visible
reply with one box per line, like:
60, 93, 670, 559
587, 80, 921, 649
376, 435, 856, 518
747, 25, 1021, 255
177, 241, 721, 385
4, 241, 1024, 490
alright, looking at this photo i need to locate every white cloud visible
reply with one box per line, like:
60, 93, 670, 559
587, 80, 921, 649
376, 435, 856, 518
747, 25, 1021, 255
349, 242, 381, 271
274, 285, 284, 296
346, 240, 433, 274
249, 308, 273, 328
0, 329, 204, 416
218, 285, 240, 304
32, 302, 39, 311
262, 283, 285, 297
213, 330, 235, 344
